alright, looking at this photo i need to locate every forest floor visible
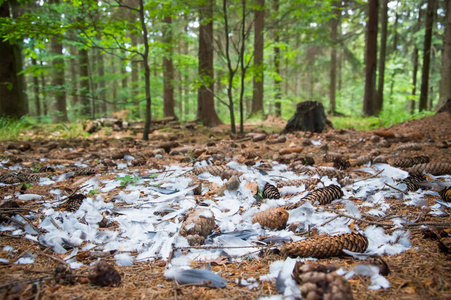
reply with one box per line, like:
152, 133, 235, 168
0, 112, 450, 300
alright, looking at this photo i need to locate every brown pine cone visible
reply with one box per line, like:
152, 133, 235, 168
191, 165, 231, 177
292, 262, 354, 300
63, 194, 86, 212
252, 207, 289, 230
179, 208, 215, 245
307, 168, 346, 181
281, 232, 368, 258
395, 143, 422, 151
409, 162, 451, 176
276, 178, 320, 190
439, 187, 451, 202
262, 182, 280, 199
333, 157, 351, 170
304, 184, 343, 205
392, 155, 430, 168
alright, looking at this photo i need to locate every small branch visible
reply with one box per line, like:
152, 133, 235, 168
384, 182, 406, 194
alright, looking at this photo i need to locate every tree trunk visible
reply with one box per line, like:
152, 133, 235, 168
198, 0, 222, 127
251, 0, 265, 116
376, 0, 388, 113
50, 0, 68, 123
31, 57, 41, 118
411, 46, 419, 114
139, 0, 152, 140
98, 50, 107, 116
362, 0, 379, 116
111, 55, 117, 112
131, 33, 139, 117
0, 1, 26, 118
163, 14, 176, 118
274, 0, 281, 117
69, 46, 78, 113
437, 0, 451, 109
121, 60, 128, 110
79, 48, 90, 117
282, 101, 332, 134
419, 0, 437, 112
329, 1, 340, 115
40, 61, 47, 116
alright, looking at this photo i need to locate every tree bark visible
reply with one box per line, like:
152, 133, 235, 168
79, 48, 90, 117
98, 49, 107, 116
329, 1, 340, 115
139, 0, 152, 140
50, 0, 68, 123
376, 0, 388, 113
362, 0, 379, 116
251, 0, 265, 116
163, 13, 176, 118
198, 0, 222, 127
130, 33, 139, 117
419, 0, 437, 112
274, 0, 281, 117
437, 0, 451, 109
411, 46, 419, 114
0, 1, 26, 118
111, 55, 117, 112
31, 58, 41, 118
40, 61, 47, 116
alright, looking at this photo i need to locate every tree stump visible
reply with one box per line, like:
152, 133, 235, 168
282, 101, 332, 133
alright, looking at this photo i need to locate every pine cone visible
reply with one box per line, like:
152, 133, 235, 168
281, 233, 368, 258
333, 157, 351, 170
439, 187, 451, 202
392, 156, 430, 168
338, 177, 355, 187
191, 165, 231, 177
276, 178, 320, 190
305, 184, 344, 205
292, 262, 354, 300
399, 174, 427, 192
63, 194, 86, 212
288, 162, 311, 174
221, 169, 244, 180
395, 143, 422, 151
262, 182, 280, 199
373, 155, 388, 164
409, 162, 451, 176
308, 168, 346, 181
179, 208, 215, 245
252, 207, 289, 230
323, 152, 342, 163
355, 154, 373, 166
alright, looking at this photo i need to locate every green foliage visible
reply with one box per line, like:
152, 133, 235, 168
0, 116, 33, 141
116, 175, 139, 187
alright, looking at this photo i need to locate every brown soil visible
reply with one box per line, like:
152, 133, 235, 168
0, 113, 450, 300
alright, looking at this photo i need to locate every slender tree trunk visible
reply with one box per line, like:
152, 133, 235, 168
329, 1, 340, 115
239, 0, 246, 133
437, 0, 451, 109
223, 0, 236, 133
163, 14, 176, 118
198, 0, 222, 127
0, 1, 26, 118
376, 0, 388, 113
251, 0, 265, 116
121, 60, 128, 110
392, 12, 398, 52
411, 46, 419, 114
111, 55, 117, 112
98, 51, 107, 116
274, 0, 281, 117
363, 0, 379, 116
79, 48, 90, 117
69, 47, 78, 112
139, 0, 152, 140
50, 0, 68, 123
131, 33, 139, 117
31, 58, 41, 118
40, 61, 47, 116
419, 0, 437, 112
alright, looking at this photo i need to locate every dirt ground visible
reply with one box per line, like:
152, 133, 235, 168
0, 112, 450, 300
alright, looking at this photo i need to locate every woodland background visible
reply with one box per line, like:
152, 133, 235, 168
0, 0, 450, 139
